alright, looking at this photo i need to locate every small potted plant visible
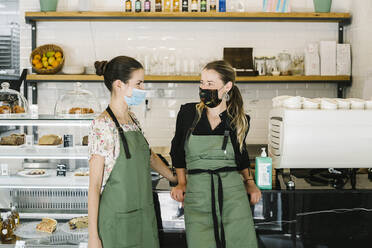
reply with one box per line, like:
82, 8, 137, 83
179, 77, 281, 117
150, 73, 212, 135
313, 0, 332, 13
39, 0, 59, 12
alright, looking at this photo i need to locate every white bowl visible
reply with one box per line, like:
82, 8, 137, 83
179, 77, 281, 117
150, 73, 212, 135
365, 100, 372, 110
320, 98, 337, 110
303, 98, 320, 109
335, 99, 351, 109
62, 65, 85, 74
348, 98, 365, 110
272, 71, 280, 76
272, 95, 292, 108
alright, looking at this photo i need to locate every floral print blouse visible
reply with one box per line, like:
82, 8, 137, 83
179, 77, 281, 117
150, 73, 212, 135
88, 113, 141, 193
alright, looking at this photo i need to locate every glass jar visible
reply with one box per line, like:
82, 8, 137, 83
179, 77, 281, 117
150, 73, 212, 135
291, 54, 304, 76
254, 57, 266, 75
265, 56, 277, 75
277, 51, 292, 76
54, 82, 101, 117
0, 82, 29, 116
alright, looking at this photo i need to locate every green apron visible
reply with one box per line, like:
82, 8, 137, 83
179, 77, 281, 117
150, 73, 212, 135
97, 107, 159, 248
184, 115, 258, 248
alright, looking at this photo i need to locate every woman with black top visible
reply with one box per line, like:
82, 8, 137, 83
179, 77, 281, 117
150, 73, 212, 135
170, 60, 261, 248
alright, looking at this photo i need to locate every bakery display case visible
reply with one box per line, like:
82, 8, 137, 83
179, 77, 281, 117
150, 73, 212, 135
0, 115, 91, 246
0, 116, 185, 247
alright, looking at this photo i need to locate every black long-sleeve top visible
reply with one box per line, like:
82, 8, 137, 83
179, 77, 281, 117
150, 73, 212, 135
170, 102, 251, 171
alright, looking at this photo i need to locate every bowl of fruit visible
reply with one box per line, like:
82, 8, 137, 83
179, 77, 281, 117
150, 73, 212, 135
30, 44, 65, 74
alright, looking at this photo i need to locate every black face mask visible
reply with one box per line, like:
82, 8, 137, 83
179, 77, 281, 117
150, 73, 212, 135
199, 87, 222, 108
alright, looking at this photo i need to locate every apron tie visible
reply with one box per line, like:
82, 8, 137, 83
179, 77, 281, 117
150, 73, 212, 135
188, 167, 237, 248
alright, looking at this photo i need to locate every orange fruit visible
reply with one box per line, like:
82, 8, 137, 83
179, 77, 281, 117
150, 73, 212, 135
35, 62, 43, 69
32, 59, 40, 65
51, 60, 59, 68
55, 52, 62, 58
34, 54, 41, 60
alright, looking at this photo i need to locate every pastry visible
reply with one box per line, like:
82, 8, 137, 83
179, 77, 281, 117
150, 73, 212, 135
82, 136, 88, 146
13, 105, 25, 113
27, 169, 45, 175
69, 107, 94, 115
36, 218, 57, 233
74, 171, 89, 176
68, 216, 88, 230
0, 105, 11, 114
38, 135, 62, 145
0, 134, 25, 146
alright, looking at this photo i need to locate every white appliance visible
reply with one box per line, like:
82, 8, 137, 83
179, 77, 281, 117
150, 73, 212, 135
268, 108, 372, 169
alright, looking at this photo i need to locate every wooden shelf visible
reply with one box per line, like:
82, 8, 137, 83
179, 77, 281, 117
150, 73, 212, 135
26, 74, 351, 83
25, 11, 351, 24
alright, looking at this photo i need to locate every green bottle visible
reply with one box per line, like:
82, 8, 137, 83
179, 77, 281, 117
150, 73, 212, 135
135, 0, 142, 12
255, 148, 272, 190
200, 0, 207, 12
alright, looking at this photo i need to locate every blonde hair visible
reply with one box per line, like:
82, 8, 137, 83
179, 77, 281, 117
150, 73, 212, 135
196, 60, 249, 152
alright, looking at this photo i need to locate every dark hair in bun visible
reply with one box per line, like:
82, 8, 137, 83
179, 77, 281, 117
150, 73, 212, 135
94, 56, 143, 92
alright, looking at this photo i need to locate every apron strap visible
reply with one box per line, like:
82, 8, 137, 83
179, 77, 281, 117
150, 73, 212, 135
185, 108, 200, 142
106, 106, 131, 159
188, 167, 237, 248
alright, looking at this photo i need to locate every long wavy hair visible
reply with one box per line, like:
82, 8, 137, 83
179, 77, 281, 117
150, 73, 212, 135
196, 60, 248, 151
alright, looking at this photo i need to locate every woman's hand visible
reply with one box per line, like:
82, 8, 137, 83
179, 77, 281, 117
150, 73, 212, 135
88, 235, 102, 248
171, 183, 186, 203
244, 180, 262, 205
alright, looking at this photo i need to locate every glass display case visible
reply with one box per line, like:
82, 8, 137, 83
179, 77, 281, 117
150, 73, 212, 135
54, 82, 101, 117
0, 82, 28, 116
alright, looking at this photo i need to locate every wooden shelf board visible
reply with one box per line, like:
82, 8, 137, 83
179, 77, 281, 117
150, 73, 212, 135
25, 12, 351, 23
26, 74, 351, 83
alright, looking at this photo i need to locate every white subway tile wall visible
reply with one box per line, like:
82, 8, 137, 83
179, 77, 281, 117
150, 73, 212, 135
18, 0, 358, 147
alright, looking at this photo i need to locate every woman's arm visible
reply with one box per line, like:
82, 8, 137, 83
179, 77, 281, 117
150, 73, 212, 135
240, 168, 262, 205
150, 151, 177, 183
88, 155, 105, 248
170, 168, 187, 202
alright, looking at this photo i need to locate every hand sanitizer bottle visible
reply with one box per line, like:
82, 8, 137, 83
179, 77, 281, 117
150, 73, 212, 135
255, 148, 272, 190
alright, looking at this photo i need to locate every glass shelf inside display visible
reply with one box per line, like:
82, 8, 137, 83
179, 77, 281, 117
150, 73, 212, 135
0, 114, 94, 126
0, 146, 88, 159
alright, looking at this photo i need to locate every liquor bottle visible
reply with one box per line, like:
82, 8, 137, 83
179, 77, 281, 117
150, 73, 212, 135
200, 0, 206, 12
135, 0, 142, 12
10, 206, 19, 228
219, 0, 226, 12
164, 0, 171, 12
182, 0, 188, 12
173, 0, 180, 12
191, 0, 198, 12
125, 0, 132, 12
155, 0, 162, 12
144, 0, 151, 12
210, 0, 216, 12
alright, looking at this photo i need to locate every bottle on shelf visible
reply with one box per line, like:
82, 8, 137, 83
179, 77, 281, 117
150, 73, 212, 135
144, 0, 151, 12
182, 0, 188, 12
200, 0, 207, 12
164, 0, 172, 12
10, 206, 19, 228
135, 0, 142, 12
219, 0, 226, 12
125, 0, 132, 12
173, 0, 180, 12
210, 0, 216, 12
0, 215, 2, 241
191, 0, 198, 12
155, 0, 162, 12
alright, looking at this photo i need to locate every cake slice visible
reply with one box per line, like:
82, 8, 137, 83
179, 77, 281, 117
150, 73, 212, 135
69, 216, 88, 230
38, 134, 62, 145
36, 218, 57, 233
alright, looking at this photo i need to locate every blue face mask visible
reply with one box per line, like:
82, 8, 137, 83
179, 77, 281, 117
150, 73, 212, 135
124, 88, 147, 106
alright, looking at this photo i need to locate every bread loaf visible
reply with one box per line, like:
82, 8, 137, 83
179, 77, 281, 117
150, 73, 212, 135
0, 134, 25, 145
38, 134, 62, 145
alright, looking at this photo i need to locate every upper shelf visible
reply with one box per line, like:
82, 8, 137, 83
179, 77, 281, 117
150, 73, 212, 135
26, 74, 351, 84
25, 12, 351, 24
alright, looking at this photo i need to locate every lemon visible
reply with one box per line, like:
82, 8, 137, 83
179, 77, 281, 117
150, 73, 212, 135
48, 57, 55, 65
43, 61, 49, 68
42, 56, 48, 62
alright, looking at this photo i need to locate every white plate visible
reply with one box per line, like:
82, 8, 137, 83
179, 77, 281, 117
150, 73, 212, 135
60, 221, 88, 235
14, 222, 61, 239
33, 144, 63, 149
17, 170, 50, 178
0, 144, 25, 148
